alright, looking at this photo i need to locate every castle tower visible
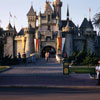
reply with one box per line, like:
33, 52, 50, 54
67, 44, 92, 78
84, 19, 96, 54
6, 22, 13, 30
24, 27, 35, 57
53, 0, 62, 20
67, 4, 69, 27
63, 6, 73, 57
4, 23, 15, 58
38, 11, 41, 29
27, 5, 36, 28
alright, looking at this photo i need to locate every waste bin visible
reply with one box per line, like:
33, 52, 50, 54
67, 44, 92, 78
63, 59, 69, 75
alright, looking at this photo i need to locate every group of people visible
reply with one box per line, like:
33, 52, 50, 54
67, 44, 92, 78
18, 52, 26, 65
45, 52, 50, 61
96, 62, 100, 85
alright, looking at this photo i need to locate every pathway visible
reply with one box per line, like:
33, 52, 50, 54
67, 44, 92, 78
0, 58, 98, 87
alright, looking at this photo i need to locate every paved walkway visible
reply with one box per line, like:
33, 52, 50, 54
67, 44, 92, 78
0, 58, 98, 87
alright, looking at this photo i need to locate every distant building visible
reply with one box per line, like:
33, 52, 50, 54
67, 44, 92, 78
0, 0, 100, 58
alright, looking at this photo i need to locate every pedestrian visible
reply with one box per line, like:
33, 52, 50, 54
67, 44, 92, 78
98, 63, 100, 85
47, 52, 50, 61
22, 53, 26, 65
45, 52, 48, 61
18, 52, 21, 64
96, 64, 99, 79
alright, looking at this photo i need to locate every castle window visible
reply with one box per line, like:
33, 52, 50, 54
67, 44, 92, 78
46, 37, 51, 42
48, 25, 50, 30
48, 15, 50, 22
78, 33, 81, 36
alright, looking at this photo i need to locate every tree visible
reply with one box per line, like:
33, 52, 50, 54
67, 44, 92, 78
93, 12, 100, 28
91, 52, 98, 65
67, 50, 78, 63
82, 50, 92, 66
74, 45, 86, 65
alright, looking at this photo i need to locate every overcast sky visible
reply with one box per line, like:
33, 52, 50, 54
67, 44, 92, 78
0, 0, 100, 32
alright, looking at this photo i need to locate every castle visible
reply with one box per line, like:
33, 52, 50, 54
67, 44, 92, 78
0, 0, 100, 59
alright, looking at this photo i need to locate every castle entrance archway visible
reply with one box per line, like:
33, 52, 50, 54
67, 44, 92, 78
41, 46, 56, 58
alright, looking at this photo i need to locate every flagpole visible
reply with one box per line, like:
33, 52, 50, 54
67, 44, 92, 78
14, 16, 17, 27
89, 8, 91, 21
14, 16, 15, 26
9, 12, 12, 23
0, 20, 1, 28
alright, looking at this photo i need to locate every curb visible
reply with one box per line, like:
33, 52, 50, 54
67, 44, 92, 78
0, 66, 10, 73
0, 85, 100, 89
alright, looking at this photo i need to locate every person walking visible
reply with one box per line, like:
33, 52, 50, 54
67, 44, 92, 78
22, 53, 26, 65
47, 52, 50, 61
45, 52, 48, 61
18, 52, 22, 64
96, 64, 99, 79
97, 63, 100, 85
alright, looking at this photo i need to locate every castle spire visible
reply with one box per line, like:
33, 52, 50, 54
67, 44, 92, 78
67, 4, 69, 27
27, 4, 34, 16
89, 8, 91, 21
67, 4, 69, 19
6, 22, 13, 30
53, 0, 62, 20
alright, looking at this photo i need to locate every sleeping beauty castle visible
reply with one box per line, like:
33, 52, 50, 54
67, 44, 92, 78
0, 0, 100, 59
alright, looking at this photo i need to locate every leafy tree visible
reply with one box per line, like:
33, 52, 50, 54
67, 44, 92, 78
82, 50, 92, 66
74, 45, 86, 65
67, 50, 78, 63
93, 12, 100, 28
91, 52, 98, 65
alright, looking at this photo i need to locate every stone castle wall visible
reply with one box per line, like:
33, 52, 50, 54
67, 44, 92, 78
4, 36, 14, 58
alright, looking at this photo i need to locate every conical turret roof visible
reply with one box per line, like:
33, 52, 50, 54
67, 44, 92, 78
6, 23, 13, 30
13, 26, 17, 34
80, 18, 93, 29
45, 1, 53, 13
27, 6, 34, 16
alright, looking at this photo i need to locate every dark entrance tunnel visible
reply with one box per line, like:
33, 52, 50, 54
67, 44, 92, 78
41, 46, 56, 58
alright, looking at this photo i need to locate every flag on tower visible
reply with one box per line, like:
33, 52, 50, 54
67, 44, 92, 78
14, 16, 17, 19
9, 12, 12, 17
89, 8, 91, 21
89, 8, 91, 12
0, 20, 1, 23
0, 20, 2, 27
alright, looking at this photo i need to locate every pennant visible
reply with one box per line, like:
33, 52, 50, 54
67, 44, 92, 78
9, 12, 12, 17
89, 8, 91, 12
0, 20, 2, 23
14, 16, 17, 19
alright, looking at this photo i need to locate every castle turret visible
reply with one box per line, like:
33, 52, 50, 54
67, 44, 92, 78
27, 5, 36, 28
63, 6, 73, 57
6, 22, 13, 30
53, 0, 62, 20
24, 27, 35, 57
3, 23, 15, 58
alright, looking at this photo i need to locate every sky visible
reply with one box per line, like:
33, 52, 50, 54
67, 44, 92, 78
0, 0, 100, 32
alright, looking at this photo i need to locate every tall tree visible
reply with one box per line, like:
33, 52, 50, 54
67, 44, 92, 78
93, 12, 100, 28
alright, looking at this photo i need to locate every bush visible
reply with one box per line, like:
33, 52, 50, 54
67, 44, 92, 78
67, 48, 98, 66
1, 56, 18, 66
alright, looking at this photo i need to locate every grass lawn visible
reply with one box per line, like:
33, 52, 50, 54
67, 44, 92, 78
0, 66, 9, 71
69, 67, 96, 74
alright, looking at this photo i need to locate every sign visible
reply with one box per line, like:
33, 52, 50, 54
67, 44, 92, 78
64, 62, 69, 66
64, 68, 69, 75
63, 61, 69, 75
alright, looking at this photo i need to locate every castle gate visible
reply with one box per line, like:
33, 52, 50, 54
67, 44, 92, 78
41, 46, 56, 58
40, 41, 57, 58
